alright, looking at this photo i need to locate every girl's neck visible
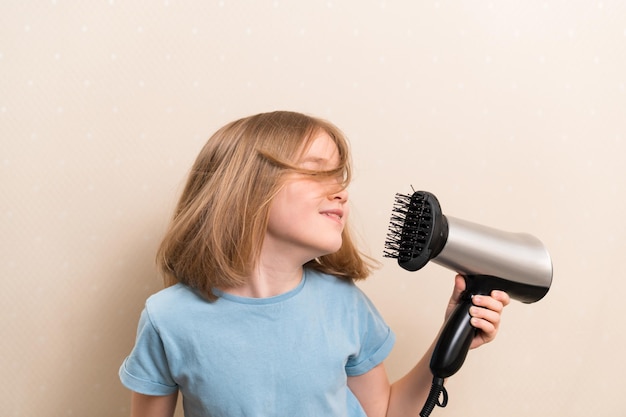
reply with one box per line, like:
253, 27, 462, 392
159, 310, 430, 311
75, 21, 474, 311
221, 265, 304, 299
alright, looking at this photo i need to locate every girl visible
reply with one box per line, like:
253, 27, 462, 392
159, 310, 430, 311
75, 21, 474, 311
119, 111, 510, 417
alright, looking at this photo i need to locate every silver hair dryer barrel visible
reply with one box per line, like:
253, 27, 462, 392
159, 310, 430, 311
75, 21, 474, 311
434, 216, 552, 303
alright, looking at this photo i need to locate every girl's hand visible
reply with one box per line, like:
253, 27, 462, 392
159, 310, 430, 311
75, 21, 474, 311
445, 274, 511, 349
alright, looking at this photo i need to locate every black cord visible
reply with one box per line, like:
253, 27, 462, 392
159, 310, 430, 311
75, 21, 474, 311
419, 377, 448, 417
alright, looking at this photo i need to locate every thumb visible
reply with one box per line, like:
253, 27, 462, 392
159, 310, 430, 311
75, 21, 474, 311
450, 274, 466, 303
445, 274, 466, 320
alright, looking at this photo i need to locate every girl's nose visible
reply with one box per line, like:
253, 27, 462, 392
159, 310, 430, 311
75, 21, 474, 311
329, 186, 348, 202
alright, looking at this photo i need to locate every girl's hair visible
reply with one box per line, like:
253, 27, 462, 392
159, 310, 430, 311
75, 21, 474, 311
156, 111, 376, 300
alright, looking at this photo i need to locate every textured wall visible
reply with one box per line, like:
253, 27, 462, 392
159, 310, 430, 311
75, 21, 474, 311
2, 1, 624, 416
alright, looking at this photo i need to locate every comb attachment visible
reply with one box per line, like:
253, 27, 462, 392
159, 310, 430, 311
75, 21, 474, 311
383, 191, 446, 272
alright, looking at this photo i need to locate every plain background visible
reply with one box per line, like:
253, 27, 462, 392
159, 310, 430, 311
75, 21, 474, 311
2, 1, 624, 416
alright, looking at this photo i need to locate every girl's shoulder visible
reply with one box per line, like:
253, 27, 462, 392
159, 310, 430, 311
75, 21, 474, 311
147, 281, 195, 298
144, 283, 205, 313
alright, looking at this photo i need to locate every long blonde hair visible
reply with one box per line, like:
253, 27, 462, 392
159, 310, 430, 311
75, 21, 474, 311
156, 111, 375, 300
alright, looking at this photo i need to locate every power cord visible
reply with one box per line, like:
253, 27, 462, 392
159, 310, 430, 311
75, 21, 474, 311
419, 377, 448, 417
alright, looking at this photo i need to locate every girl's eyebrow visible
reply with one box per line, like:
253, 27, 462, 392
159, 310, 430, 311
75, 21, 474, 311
301, 156, 327, 163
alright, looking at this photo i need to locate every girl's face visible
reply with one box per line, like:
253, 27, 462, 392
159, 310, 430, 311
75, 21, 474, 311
264, 132, 349, 265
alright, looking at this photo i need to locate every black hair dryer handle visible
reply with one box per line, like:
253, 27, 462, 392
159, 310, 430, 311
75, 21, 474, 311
430, 297, 477, 379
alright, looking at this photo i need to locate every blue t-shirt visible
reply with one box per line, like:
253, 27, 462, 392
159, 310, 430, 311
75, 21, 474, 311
119, 269, 395, 417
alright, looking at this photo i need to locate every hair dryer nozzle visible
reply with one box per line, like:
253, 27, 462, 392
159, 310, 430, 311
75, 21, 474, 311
383, 191, 448, 271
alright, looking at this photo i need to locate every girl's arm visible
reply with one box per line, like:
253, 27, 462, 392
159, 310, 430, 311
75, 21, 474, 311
130, 391, 178, 417
347, 341, 435, 417
349, 275, 510, 417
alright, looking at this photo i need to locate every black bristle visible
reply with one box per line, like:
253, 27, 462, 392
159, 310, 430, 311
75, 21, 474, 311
383, 191, 440, 270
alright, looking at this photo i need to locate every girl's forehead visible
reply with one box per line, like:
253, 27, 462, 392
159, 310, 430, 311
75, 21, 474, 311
299, 131, 339, 162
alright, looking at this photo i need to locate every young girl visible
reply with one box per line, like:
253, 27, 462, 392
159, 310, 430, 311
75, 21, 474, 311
119, 111, 510, 417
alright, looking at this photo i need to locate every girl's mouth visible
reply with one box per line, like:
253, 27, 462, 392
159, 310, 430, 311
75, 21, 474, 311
321, 209, 344, 223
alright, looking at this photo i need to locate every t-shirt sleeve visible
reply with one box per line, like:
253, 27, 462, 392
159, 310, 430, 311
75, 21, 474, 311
119, 307, 178, 396
344, 287, 396, 377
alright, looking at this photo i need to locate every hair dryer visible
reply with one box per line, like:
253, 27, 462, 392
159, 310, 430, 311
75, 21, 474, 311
384, 190, 553, 417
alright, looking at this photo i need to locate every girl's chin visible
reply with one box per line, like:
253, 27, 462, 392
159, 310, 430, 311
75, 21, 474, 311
320, 242, 344, 257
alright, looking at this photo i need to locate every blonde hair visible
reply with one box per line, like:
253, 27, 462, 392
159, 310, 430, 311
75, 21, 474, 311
156, 111, 375, 300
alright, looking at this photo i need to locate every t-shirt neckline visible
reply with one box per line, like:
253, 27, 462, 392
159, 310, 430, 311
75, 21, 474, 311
211, 269, 307, 305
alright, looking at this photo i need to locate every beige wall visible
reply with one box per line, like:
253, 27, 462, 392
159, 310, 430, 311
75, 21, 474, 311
2, 1, 624, 416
